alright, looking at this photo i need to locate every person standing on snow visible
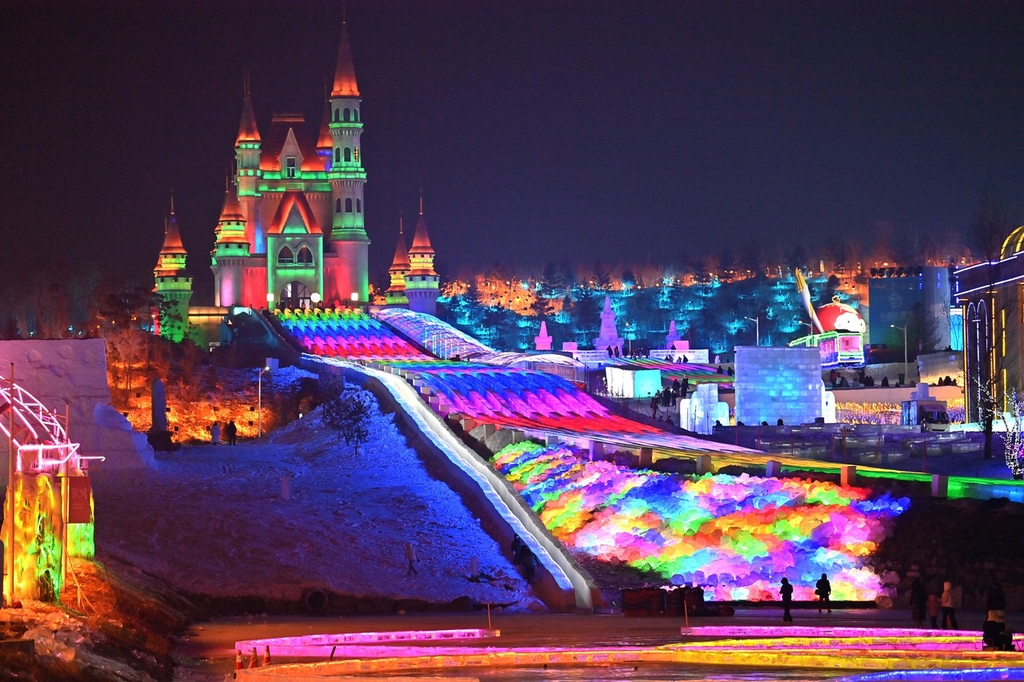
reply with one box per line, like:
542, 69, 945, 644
405, 542, 418, 576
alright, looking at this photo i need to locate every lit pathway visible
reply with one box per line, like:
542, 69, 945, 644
232, 624, 1024, 680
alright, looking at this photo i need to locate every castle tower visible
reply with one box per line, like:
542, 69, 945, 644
234, 76, 262, 252
153, 200, 193, 342
326, 20, 370, 305
210, 182, 250, 306
385, 215, 410, 306
404, 195, 440, 316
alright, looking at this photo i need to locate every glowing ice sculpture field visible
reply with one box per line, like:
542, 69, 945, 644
492, 441, 909, 601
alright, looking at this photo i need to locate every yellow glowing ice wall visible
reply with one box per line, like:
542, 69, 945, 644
2, 472, 95, 603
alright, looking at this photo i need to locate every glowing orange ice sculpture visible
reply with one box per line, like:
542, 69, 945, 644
0, 370, 98, 605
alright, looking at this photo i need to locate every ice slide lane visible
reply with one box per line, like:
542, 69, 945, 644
305, 355, 599, 612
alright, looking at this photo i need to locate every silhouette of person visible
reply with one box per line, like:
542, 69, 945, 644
780, 577, 794, 622
816, 573, 832, 613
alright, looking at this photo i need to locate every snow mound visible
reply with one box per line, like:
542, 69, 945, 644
93, 388, 532, 608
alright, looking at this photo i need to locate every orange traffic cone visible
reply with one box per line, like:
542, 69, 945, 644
248, 647, 258, 668
233, 650, 243, 678
262, 646, 271, 667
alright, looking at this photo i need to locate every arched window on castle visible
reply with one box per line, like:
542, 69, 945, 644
344, 147, 352, 163
356, 198, 362, 213
334, 148, 341, 163
335, 199, 342, 213
333, 108, 339, 122
345, 198, 353, 213
297, 246, 313, 264
278, 246, 295, 264
343, 108, 350, 122
353, 109, 359, 121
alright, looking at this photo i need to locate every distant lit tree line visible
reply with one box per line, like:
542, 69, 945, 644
436, 263, 844, 356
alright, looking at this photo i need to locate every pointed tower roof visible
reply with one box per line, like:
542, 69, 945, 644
236, 76, 261, 145
390, 216, 411, 271
160, 204, 186, 256
217, 186, 245, 224
331, 21, 360, 97
317, 98, 333, 151
155, 199, 189, 278
409, 194, 435, 255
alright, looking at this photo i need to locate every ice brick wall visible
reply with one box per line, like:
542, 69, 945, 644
735, 346, 824, 426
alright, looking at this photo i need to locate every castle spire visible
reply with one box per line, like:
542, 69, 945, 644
409, 194, 435, 263
317, 95, 333, 154
386, 213, 411, 306
158, 196, 186, 260
390, 213, 410, 271
216, 184, 246, 230
236, 73, 261, 145
331, 21, 360, 97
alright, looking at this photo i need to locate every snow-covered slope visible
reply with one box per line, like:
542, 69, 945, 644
92, 392, 534, 609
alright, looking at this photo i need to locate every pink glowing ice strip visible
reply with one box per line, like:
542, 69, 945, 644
235, 628, 497, 657
681, 625, 1021, 642
838, 668, 1024, 682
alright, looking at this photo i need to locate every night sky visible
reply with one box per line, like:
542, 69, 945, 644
2, 1, 1022, 303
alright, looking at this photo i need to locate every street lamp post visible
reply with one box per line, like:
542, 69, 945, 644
744, 316, 760, 346
891, 324, 908, 385
257, 365, 271, 436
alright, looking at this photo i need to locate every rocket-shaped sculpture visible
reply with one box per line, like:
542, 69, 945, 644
795, 269, 824, 334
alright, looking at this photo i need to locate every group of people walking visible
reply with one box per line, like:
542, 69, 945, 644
649, 378, 691, 418
210, 420, 238, 445
779, 573, 831, 623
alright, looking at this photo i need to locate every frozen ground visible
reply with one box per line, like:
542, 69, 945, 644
91, 384, 534, 609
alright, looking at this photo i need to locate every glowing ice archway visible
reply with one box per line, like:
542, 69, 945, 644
0, 373, 83, 473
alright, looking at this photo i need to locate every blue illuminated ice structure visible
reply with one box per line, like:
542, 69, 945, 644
735, 346, 826, 426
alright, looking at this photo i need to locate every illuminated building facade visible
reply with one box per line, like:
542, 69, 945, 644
955, 227, 1024, 419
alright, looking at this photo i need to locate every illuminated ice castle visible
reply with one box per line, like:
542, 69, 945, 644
153, 20, 438, 342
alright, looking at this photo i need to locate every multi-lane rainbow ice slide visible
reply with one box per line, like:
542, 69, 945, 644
272, 306, 907, 610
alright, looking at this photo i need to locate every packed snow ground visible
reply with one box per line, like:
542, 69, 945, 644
92, 377, 534, 609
